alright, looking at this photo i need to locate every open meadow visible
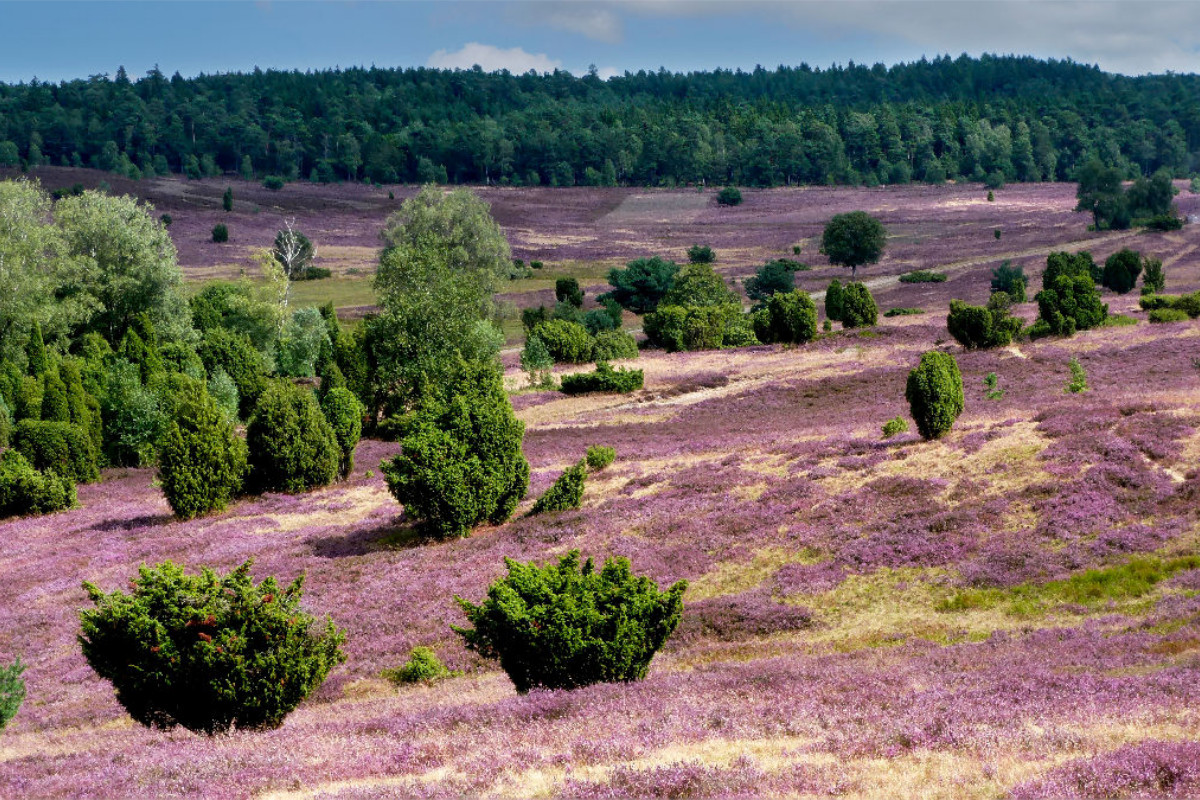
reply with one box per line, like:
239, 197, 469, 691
2, 172, 1200, 798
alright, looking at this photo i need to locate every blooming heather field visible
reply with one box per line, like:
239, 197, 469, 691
3, 174, 1200, 798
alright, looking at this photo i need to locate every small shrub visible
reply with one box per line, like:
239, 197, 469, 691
1036, 271, 1107, 336
262, 176, 285, 191
158, 393, 248, 520
792, 244, 803, 255
585, 445, 616, 471
529, 460, 587, 515
905, 351, 965, 440
885, 307, 924, 317
716, 186, 743, 206
899, 270, 947, 283
823, 319, 832, 331
382, 360, 529, 538
1143, 213, 1183, 231
13, 419, 99, 484
1102, 248, 1143, 294
520, 335, 555, 389
0, 656, 24, 731
0, 450, 76, 517
532, 320, 594, 364
987, 190, 995, 202
583, 308, 617, 334
984, 372, 1005, 400
1149, 308, 1189, 323
644, 304, 733, 352
321, 387, 362, 479
79, 560, 346, 734
592, 330, 638, 361
1066, 357, 1089, 394
994, 229, 1001, 240
382, 647, 456, 685
211, 223, 229, 243
1142, 257, 1165, 294
753, 290, 817, 344
530, 260, 544, 270
687, 244, 715, 264
246, 382, 340, 494
839, 282, 878, 328
555, 277, 584, 308
946, 299, 1022, 349
882, 416, 909, 438
990, 261, 1027, 302
454, 551, 686, 693
560, 362, 644, 395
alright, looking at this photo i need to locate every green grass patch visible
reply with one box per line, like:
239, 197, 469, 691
884, 307, 925, 317
938, 556, 1200, 616
898, 270, 947, 284
1101, 313, 1138, 327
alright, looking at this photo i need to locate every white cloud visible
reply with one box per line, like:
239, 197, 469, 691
544, 6, 623, 43
427, 43, 562, 74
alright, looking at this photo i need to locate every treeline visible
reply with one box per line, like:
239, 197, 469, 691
2, 54, 1200, 187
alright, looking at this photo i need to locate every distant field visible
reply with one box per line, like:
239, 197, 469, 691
5, 169, 1200, 798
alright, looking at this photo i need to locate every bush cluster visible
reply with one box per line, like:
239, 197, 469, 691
1149, 308, 1190, 323
560, 362, 644, 395
530, 319, 594, 364
744, 259, 797, 301
946, 299, 1022, 349
905, 351, 964, 440
79, 561, 346, 734
1034, 253, 1107, 336
592, 329, 639, 361
454, 551, 686, 693
899, 270, 947, 283
752, 290, 817, 344
644, 304, 735, 352
0, 450, 76, 517
12, 419, 99, 484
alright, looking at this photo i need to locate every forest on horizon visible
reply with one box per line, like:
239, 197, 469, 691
2, 53, 1200, 188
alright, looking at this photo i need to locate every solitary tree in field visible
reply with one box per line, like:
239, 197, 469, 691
820, 211, 886, 277
272, 218, 315, 313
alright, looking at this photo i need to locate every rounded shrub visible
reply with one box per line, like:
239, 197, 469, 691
882, 416, 909, 438
13, 419, 99, 484
382, 360, 529, 538
454, 551, 686, 693
1102, 248, 1143, 294
755, 290, 817, 344
79, 560, 346, 734
531, 320, 594, 364
158, 393, 248, 520
838, 282, 878, 328
687, 244, 715, 264
716, 186, 743, 206
529, 460, 587, 515
591, 330, 639, 361
585, 445, 616, 471
211, 223, 229, 243
382, 647, 455, 685
0, 450, 76, 517
246, 382, 340, 494
320, 387, 363, 479
555, 277, 584, 308
905, 351, 965, 440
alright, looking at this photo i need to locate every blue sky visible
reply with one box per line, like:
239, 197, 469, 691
2, 1, 1200, 84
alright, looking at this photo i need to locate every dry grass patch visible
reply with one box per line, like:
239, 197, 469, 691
687, 546, 823, 602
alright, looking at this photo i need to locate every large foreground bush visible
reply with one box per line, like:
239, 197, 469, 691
158, 393, 248, 519
455, 551, 686, 693
905, 351, 965, 440
382, 360, 529, 538
0, 450, 76, 517
246, 382, 340, 494
79, 561, 346, 734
